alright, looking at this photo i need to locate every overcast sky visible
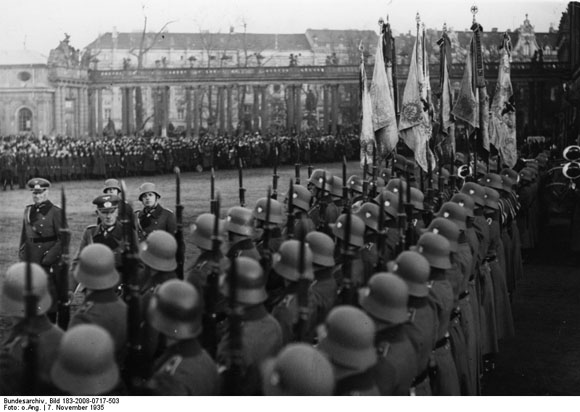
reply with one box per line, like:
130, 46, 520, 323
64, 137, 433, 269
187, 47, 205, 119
2, 0, 569, 55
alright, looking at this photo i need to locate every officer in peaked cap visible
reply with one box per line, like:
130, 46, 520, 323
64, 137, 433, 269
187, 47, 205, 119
261, 343, 335, 396
68, 244, 127, 364
144, 280, 220, 395
359, 272, 418, 396
216, 257, 283, 395
19, 177, 63, 321
0, 262, 64, 394
72, 194, 136, 278
317, 306, 380, 395
135, 182, 177, 242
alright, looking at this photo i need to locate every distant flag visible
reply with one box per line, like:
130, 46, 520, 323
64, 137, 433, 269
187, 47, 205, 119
359, 53, 375, 168
452, 36, 478, 130
398, 18, 431, 172
489, 33, 517, 167
370, 32, 398, 158
436, 25, 456, 164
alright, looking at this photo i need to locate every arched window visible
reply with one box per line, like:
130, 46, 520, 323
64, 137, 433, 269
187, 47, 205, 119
18, 108, 32, 132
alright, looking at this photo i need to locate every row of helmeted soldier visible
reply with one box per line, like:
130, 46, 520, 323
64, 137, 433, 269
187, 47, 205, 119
0, 149, 550, 395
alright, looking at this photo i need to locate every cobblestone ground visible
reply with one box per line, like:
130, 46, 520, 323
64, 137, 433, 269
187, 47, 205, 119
482, 217, 580, 395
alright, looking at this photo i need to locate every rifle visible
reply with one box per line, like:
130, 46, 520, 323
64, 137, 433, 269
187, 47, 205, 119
362, 156, 369, 200
22, 243, 38, 395
307, 141, 313, 178
120, 180, 148, 387
295, 139, 301, 185
203, 193, 221, 359
396, 179, 407, 255
210, 167, 217, 214
375, 191, 386, 272
286, 179, 295, 239
337, 211, 354, 305
57, 187, 71, 330
342, 156, 350, 214
238, 157, 246, 207
224, 255, 243, 395
370, 144, 378, 198
174, 167, 185, 280
317, 171, 328, 233
424, 164, 435, 227
295, 221, 310, 342
405, 170, 415, 249
260, 188, 273, 271
272, 146, 279, 200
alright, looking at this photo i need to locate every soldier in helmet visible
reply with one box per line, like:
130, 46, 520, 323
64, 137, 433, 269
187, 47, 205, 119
261, 343, 335, 396
317, 306, 380, 395
347, 175, 365, 209
389, 250, 436, 396
19, 177, 63, 321
354, 201, 385, 280
307, 169, 339, 234
414, 232, 461, 395
216, 257, 283, 395
252, 196, 285, 258
330, 213, 366, 293
224, 206, 261, 262
282, 183, 316, 239
50, 325, 125, 395
375, 190, 403, 261
143, 280, 220, 395
359, 272, 417, 395
0, 262, 64, 394
270, 239, 316, 344
68, 244, 127, 364
305, 231, 337, 326
135, 182, 177, 242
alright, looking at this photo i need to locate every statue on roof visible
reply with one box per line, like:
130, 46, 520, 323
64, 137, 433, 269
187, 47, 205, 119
48, 33, 81, 68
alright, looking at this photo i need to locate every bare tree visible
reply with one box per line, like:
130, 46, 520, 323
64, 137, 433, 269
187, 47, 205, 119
128, 15, 174, 134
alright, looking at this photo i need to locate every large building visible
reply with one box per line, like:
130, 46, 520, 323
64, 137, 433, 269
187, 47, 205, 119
0, 11, 576, 145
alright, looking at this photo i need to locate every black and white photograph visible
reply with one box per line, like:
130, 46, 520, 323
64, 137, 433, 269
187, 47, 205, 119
0, 0, 578, 401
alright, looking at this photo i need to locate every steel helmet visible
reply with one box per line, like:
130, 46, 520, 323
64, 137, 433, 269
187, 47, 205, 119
389, 251, 430, 297
483, 187, 500, 210
225, 206, 255, 237
354, 202, 382, 232
253, 197, 284, 225
347, 175, 363, 194
460, 182, 486, 208
147, 279, 203, 339
138, 182, 160, 200
305, 231, 336, 267
317, 306, 377, 378
375, 190, 399, 219
450, 193, 475, 218
500, 168, 519, 184
102, 178, 121, 193
330, 213, 365, 248
415, 232, 452, 270
330, 176, 344, 198
479, 173, 504, 192
139, 230, 178, 272
424, 217, 460, 253
436, 201, 468, 231
286, 184, 312, 212
0, 262, 52, 316
386, 178, 408, 195
380, 168, 392, 182
500, 175, 515, 192
261, 343, 335, 396
272, 240, 314, 282
359, 272, 409, 325
410, 187, 425, 211
308, 169, 332, 192
74, 244, 120, 290
50, 324, 119, 395
219, 257, 267, 305
392, 154, 408, 173
190, 213, 224, 251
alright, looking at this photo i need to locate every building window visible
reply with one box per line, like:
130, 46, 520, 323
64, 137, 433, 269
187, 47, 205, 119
105, 108, 112, 120
18, 108, 32, 132
177, 108, 185, 120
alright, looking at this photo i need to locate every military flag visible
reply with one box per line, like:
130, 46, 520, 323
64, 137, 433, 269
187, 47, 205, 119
451, 36, 478, 130
371, 31, 398, 158
359, 56, 375, 168
435, 26, 456, 164
489, 33, 517, 167
398, 17, 431, 172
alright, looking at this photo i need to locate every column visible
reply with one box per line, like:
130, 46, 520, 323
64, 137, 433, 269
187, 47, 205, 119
185, 86, 192, 138
219, 86, 226, 135
227, 85, 233, 136
87, 88, 94, 137
323, 84, 330, 133
252, 85, 260, 131
75, 87, 81, 138
295, 84, 302, 133
193, 86, 201, 138
286, 85, 295, 130
162, 86, 170, 137
127, 87, 134, 136
261, 85, 269, 132
121, 87, 128, 135
54, 85, 63, 135
331, 84, 339, 135
97, 88, 103, 137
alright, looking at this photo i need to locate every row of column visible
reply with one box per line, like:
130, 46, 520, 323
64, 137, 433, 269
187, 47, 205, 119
87, 83, 343, 137
54, 84, 90, 137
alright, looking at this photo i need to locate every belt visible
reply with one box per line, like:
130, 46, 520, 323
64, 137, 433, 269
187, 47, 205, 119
31, 235, 58, 244
434, 333, 450, 350
459, 290, 470, 300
